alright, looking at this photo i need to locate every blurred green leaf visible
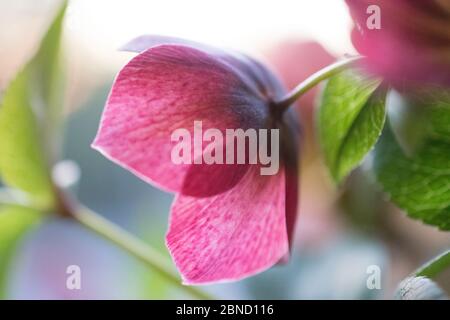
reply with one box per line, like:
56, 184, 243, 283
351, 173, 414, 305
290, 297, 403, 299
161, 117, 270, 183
416, 250, 450, 279
0, 1, 67, 208
30, 0, 67, 145
373, 125, 450, 230
0, 205, 42, 298
318, 69, 385, 183
0, 70, 54, 206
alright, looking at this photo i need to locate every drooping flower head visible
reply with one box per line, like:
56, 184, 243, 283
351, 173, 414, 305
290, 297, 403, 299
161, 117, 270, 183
346, 0, 450, 88
92, 36, 300, 284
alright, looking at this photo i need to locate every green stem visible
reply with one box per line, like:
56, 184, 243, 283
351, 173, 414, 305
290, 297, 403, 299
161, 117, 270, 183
276, 56, 365, 110
73, 206, 213, 300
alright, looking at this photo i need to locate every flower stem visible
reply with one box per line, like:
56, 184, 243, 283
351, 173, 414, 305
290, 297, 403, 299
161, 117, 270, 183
275, 56, 365, 111
73, 205, 213, 300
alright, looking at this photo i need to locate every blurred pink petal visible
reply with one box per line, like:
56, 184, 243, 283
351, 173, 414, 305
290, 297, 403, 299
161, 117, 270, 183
167, 166, 287, 284
346, 0, 450, 87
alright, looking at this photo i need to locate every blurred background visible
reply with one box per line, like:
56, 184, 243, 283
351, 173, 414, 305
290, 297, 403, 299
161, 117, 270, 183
0, 0, 449, 299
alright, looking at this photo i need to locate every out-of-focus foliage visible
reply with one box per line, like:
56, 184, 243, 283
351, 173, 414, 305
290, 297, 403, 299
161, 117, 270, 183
0, 1, 67, 299
0, 70, 54, 207
416, 250, 450, 279
0, 206, 41, 298
0, 1, 67, 208
30, 1, 67, 132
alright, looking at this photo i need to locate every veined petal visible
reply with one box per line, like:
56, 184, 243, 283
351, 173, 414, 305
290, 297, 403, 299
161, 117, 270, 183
166, 165, 288, 284
122, 35, 286, 100
92, 44, 271, 195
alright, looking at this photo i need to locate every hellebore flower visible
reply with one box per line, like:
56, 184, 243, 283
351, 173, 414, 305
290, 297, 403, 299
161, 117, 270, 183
346, 0, 450, 88
92, 36, 300, 284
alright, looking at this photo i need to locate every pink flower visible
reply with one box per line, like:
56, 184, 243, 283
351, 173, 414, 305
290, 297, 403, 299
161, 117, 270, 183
92, 36, 300, 284
346, 0, 450, 88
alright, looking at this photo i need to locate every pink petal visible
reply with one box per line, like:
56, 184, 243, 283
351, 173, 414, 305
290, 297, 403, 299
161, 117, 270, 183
346, 0, 450, 87
121, 35, 286, 99
92, 44, 271, 195
166, 165, 288, 284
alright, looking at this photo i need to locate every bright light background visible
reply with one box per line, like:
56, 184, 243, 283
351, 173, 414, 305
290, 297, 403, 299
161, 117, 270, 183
1, 0, 355, 109
0, 0, 354, 85
65, 0, 354, 57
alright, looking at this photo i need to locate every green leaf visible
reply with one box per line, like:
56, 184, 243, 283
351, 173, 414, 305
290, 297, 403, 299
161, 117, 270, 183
386, 91, 430, 155
30, 0, 68, 137
416, 250, 450, 279
0, 1, 67, 208
388, 89, 450, 156
373, 125, 450, 230
0, 205, 42, 298
318, 69, 386, 183
0, 70, 54, 206
422, 89, 450, 143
